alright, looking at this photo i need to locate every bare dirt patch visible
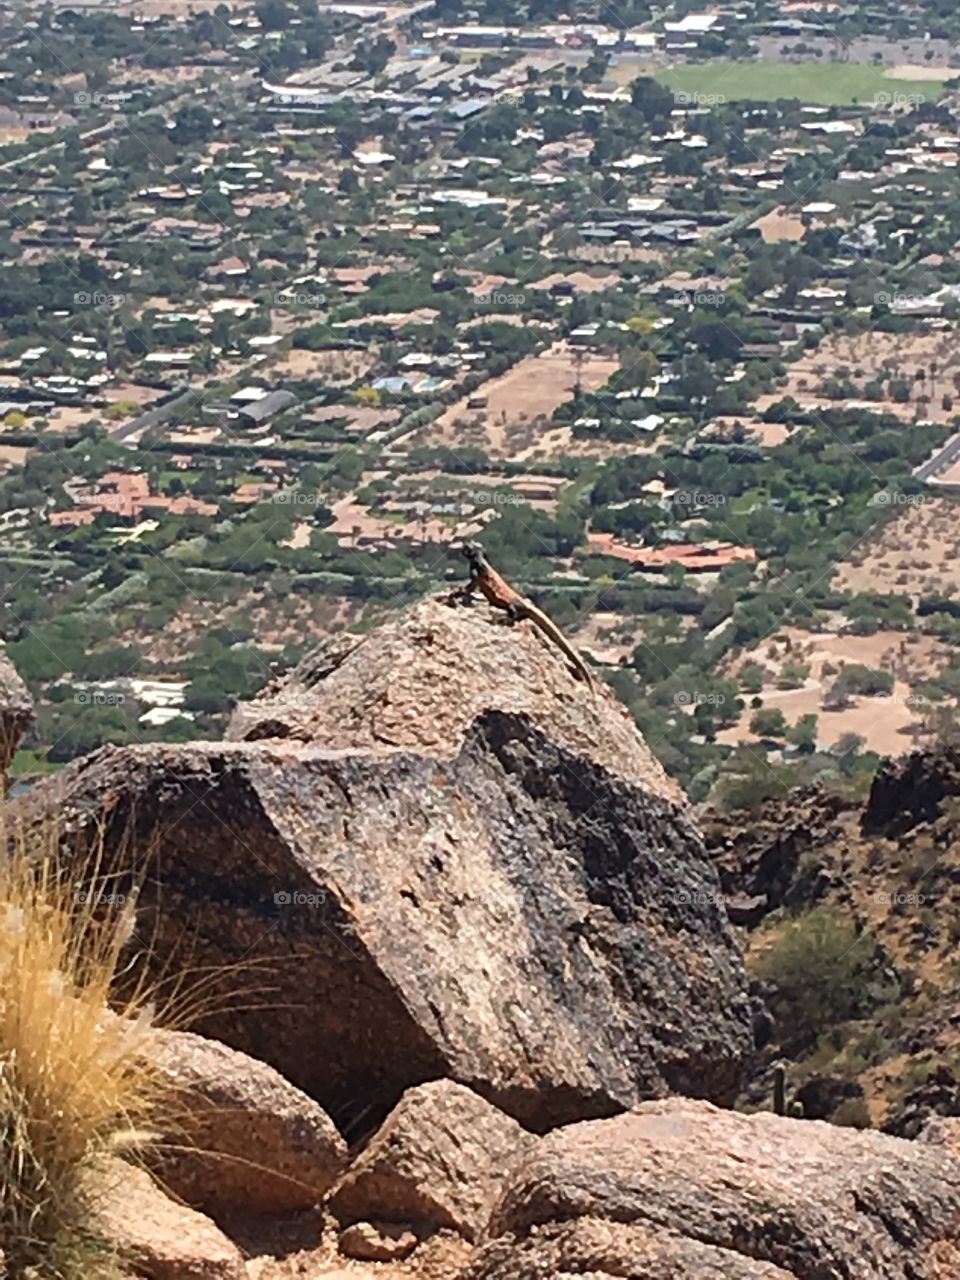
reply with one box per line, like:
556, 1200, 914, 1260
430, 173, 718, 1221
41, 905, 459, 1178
835, 496, 960, 599
272, 347, 374, 383
718, 626, 952, 756
413, 342, 619, 459
752, 207, 806, 243
753, 328, 960, 424
886, 64, 953, 81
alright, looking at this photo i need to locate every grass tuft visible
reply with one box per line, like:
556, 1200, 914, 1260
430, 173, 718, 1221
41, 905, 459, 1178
0, 819, 162, 1279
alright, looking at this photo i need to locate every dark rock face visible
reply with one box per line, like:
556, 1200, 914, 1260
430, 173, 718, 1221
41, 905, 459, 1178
863, 751, 960, 836
702, 787, 851, 924
884, 1065, 960, 1140
0, 650, 33, 781
793, 1072, 864, 1122
11, 600, 752, 1133
465, 1099, 960, 1280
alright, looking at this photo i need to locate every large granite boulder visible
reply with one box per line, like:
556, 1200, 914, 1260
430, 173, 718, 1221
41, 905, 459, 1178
11, 598, 752, 1132
0, 648, 32, 782
464, 1098, 960, 1279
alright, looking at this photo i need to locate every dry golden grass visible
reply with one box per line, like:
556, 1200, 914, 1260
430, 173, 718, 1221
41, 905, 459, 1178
0, 822, 162, 1278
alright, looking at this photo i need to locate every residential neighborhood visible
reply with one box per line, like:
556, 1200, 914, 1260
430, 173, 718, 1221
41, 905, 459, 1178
0, 0, 958, 799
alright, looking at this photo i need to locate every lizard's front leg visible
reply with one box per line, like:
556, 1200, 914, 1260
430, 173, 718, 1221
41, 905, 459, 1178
446, 571, 480, 607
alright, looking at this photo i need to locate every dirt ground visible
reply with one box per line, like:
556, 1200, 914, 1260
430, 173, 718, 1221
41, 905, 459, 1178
753, 329, 960, 424
0, 444, 28, 473
245, 1228, 470, 1280
120, 590, 365, 665
718, 626, 952, 755
752, 207, 806, 243
573, 609, 648, 664
835, 497, 960, 598
412, 342, 619, 459
272, 348, 374, 383
887, 64, 953, 80
703, 416, 793, 447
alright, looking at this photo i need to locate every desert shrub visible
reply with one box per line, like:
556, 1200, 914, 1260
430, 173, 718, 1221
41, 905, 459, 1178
751, 907, 880, 1049
830, 1097, 871, 1129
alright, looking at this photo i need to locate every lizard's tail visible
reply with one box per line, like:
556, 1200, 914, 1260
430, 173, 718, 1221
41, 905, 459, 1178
523, 603, 595, 692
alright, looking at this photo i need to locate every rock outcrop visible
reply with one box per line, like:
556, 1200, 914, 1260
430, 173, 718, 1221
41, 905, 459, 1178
465, 1098, 960, 1279
862, 749, 960, 836
12, 598, 752, 1131
330, 1080, 536, 1242
149, 1028, 348, 1215
0, 648, 32, 783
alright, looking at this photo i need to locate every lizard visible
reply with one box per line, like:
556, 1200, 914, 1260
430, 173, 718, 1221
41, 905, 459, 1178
451, 541, 594, 688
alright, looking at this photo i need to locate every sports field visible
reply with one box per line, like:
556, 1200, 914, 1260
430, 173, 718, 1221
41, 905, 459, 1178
654, 60, 948, 106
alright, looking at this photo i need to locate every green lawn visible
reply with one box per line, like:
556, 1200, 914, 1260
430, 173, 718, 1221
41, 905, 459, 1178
9, 749, 61, 778
654, 60, 948, 106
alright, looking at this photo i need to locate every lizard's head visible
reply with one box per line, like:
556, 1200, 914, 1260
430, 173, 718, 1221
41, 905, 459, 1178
461, 540, 486, 566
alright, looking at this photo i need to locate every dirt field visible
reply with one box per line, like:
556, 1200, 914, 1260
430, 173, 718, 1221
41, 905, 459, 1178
573, 609, 650, 664
0, 444, 28, 471
412, 342, 620, 459
752, 207, 806, 243
753, 329, 960, 424
718, 626, 952, 756
888, 64, 953, 81
835, 496, 960, 598
271, 347, 374, 383
704, 416, 793, 447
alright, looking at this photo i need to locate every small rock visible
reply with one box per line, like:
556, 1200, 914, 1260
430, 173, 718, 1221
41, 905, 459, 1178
330, 1079, 536, 1241
339, 1221, 418, 1262
84, 1158, 245, 1280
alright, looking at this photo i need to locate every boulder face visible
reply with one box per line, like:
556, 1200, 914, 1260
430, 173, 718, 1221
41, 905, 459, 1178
84, 1159, 246, 1280
149, 1028, 348, 1215
12, 598, 752, 1132
467, 1098, 960, 1280
329, 1080, 536, 1242
0, 649, 33, 780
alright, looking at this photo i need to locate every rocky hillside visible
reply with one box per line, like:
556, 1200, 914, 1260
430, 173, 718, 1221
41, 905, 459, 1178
702, 749, 960, 1129
4, 599, 960, 1279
